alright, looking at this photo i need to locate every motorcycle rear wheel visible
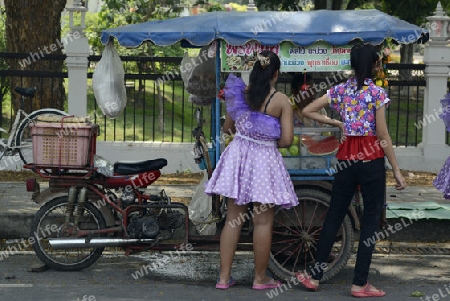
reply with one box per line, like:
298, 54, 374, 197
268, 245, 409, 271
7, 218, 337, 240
30, 196, 106, 271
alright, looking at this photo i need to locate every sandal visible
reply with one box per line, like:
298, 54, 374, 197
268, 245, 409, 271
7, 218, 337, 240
351, 283, 385, 298
295, 272, 318, 291
252, 277, 282, 290
215, 277, 235, 290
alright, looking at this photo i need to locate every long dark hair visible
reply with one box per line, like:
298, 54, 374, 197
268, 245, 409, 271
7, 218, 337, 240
350, 43, 380, 90
246, 50, 281, 111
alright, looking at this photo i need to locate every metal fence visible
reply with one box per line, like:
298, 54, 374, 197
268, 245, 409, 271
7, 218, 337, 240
0, 52, 444, 147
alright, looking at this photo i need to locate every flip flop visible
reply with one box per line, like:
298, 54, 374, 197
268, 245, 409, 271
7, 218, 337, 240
295, 272, 318, 291
215, 277, 235, 290
252, 277, 282, 290
351, 283, 385, 298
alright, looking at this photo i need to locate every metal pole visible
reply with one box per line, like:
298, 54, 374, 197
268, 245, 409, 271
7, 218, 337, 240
215, 40, 221, 166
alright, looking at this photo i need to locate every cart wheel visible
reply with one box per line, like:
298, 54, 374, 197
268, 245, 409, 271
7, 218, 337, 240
268, 188, 354, 282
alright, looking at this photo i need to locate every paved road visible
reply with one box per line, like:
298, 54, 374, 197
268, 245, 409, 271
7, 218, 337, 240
1, 251, 450, 301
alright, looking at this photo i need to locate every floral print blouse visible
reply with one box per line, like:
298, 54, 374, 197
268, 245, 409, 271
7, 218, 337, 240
327, 78, 390, 136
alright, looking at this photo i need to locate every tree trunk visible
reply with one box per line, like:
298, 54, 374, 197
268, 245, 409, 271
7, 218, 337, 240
400, 44, 414, 80
331, 0, 344, 10
4, 0, 67, 113
314, 0, 328, 10
346, 0, 363, 10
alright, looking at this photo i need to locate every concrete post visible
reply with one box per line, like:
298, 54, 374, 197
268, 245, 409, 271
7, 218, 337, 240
422, 2, 450, 162
65, 1, 89, 117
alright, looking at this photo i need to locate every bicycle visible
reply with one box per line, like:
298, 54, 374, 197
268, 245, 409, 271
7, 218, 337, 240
0, 86, 68, 165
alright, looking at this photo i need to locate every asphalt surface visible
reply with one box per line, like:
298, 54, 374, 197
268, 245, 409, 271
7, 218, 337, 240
1, 182, 450, 300
1, 252, 450, 301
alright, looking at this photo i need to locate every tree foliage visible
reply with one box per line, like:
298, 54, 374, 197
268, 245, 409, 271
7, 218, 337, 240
254, 0, 374, 11
382, 0, 450, 25
91, 0, 186, 56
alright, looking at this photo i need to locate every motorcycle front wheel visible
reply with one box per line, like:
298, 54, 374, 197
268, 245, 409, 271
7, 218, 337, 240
30, 196, 106, 271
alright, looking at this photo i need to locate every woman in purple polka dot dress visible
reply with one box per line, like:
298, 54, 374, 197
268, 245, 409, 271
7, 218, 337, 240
433, 93, 450, 199
205, 51, 298, 290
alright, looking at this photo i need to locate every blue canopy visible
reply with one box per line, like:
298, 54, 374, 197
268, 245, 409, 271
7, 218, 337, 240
101, 9, 428, 48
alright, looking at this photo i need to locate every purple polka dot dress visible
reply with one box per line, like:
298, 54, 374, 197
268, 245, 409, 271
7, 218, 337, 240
433, 94, 450, 199
204, 74, 298, 209
433, 157, 450, 199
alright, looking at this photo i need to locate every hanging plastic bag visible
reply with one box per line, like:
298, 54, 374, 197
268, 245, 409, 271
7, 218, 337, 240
180, 44, 216, 98
188, 171, 216, 235
92, 40, 127, 119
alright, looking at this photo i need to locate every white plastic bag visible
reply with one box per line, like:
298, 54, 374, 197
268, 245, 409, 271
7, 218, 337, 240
93, 155, 114, 177
188, 171, 216, 235
92, 41, 127, 119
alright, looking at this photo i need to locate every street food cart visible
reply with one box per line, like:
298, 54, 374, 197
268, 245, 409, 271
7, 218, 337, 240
101, 9, 427, 281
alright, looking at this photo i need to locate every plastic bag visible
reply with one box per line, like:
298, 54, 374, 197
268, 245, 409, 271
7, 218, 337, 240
93, 155, 114, 177
92, 40, 127, 119
180, 45, 216, 98
187, 171, 216, 235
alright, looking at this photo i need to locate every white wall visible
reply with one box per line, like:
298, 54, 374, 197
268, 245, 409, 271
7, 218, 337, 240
96, 141, 203, 174
96, 142, 447, 174
0, 141, 446, 174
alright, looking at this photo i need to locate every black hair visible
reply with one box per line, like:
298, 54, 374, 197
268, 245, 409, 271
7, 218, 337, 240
246, 50, 281, 111
350, 43, 380, 90
291, 72, 313, 91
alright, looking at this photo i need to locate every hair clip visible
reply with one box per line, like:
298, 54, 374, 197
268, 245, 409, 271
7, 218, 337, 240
256, 53, 270, 69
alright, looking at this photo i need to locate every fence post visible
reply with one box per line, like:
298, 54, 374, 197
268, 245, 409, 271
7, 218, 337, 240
65, 1, 89, 117
422, 2, 450, 167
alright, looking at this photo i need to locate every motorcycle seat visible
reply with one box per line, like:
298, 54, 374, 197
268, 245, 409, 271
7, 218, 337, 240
113, 158, 168, 175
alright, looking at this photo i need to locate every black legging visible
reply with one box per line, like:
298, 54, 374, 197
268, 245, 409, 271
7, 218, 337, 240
311, 158, 386, 286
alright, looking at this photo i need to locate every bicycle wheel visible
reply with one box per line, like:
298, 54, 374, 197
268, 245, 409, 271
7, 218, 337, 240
0, 139, 7, 162
268, 188, 354, 282
30, 196, 106, 271
15, 109, 68, 164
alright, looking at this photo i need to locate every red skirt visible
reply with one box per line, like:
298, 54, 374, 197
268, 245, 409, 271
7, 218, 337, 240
336, 136, 385, 161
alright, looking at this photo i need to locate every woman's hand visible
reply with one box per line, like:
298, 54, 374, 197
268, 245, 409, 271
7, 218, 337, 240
393, 170, 407, 190
333, 119, 346, 143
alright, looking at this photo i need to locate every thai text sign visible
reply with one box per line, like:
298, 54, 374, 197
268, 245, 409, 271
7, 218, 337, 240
221, 41, 352, 72
221, 42, 280, 72
280, 41, 352, 72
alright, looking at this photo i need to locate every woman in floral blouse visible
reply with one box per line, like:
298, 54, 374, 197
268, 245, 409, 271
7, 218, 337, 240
297, 43, 407, 298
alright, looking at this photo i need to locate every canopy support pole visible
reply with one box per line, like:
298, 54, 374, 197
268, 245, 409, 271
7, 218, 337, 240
214, 40, 222, 167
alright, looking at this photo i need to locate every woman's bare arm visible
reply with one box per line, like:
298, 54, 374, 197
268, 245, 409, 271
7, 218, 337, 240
376, 106, 406, 190
302, 95, 344, 132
